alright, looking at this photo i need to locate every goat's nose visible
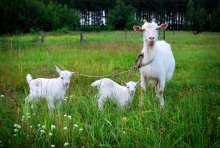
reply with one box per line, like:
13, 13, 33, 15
65, 82, 69, 86
149, 36, 155, 40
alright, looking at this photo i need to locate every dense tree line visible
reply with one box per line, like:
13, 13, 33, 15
0, 0, 219, 34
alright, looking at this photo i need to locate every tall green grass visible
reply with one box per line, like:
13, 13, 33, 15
0, 31, 219, 147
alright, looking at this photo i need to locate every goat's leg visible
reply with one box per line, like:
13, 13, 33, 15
57, 99, 62, 109
158, 80, 165, 109
97, 96, 106, 110
139, 75, 146, 107
155, 80, 160, 98
48, 97, 55, 112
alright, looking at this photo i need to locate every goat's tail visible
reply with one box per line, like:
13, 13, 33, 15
91, 79, 102, 87
26, 74, 32, 84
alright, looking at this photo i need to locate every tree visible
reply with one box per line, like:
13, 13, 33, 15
185, 0, 195, 30
108, 0, 135, 30
210, 3, 220, 31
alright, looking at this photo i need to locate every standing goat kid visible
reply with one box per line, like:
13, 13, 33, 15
26, 66, 78, 111
133, 19, 175, 109
91, 78, 140, 109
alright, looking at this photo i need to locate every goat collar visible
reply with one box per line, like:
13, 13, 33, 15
140, 56, 154, 68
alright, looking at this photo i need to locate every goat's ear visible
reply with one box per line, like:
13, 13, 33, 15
72, 72, 79, 76
157, 23, 168, 30
55, 65, 61, 74
133, 25, 142, 32
136, 80, 141, 85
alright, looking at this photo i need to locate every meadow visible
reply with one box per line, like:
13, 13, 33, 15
0, 31, 219, 147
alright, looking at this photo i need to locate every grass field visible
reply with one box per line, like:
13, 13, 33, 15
0, 31, 219, 147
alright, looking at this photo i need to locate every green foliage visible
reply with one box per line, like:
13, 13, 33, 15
108, 0, 135, 30
210, 3, 220, 31
0, 0, 80, 34
185, 0, 208, 32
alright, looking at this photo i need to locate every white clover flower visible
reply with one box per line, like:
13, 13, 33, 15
123, 117, 127, 121
14, 129, 18, 132
65, 97, 68, 99
70, 95, 73, 98
74, 124, 78, 128
37, 124, 41, 127
51, 145, 55, 148
30, 125, 33, 129
68, 115, 72, 120
14, 124, 20, 128
63, 99, 67, 101
49, 132, 53, 137
33, 113, 36, 116
79, 128, 83, 131
41, 125, 46, 129
51, 125, 56, 130
40, 130, 45, 134
218, 117, 220, 120
64, 114, 67, 117
13, 134, 17, 137
123, 131, 126, 134
64, 142, 69, 147
0, 95, 4, 98
63, 126, 68, 130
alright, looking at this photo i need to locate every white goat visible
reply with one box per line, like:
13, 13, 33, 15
91, 78, 140, 109
133, 19, 175, 108
25, 66, 78, 111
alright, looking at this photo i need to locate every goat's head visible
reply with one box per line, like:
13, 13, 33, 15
133, 19, 168, 45
125, 80, 140, 96
55, 66, 78, 88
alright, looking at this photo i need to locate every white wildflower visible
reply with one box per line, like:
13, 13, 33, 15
40, 130, 45, 134
63, 126, 68, 130
64, 142, 69, 147
0, 140, 2, 143
41, 125, 46, 129
14, 129, 18, 132
123, 131, 126, 134
51, 125, 56, 130
51, 145, 55, 148
79, 128, 83, 131
63, 99, 67, 101
65, 97, 68, 99
68, 115, 72, 120
123, 117, 127, 121
218, 117, 220, 120
13, 134, 17, 137
70, 95, 73, 98
33, 113, 36, 116
49, 132, 53, 137
37, 124, 41, 127
30, 125, 32, 129
0, 95, 4, 98
74, 124, 78, 128
64, 114, 67, 117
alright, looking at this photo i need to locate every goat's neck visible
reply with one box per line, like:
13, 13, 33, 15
143, 41, 154, 63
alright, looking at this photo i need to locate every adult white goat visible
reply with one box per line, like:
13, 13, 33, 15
91, 78, 140, 109
25, 66, 78, 111
133, 19, 175, 108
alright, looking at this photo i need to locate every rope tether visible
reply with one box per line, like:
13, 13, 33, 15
78, 67, 135, 78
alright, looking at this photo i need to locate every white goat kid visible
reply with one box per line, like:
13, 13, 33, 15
133, 19, 175, 109
91, 78, 140, 109
26, 66, 78, 111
